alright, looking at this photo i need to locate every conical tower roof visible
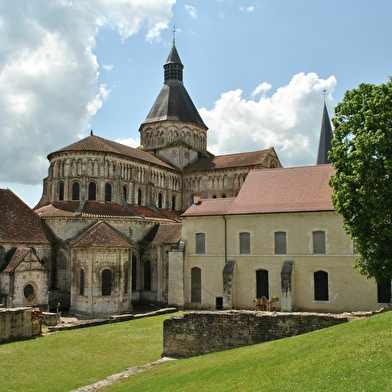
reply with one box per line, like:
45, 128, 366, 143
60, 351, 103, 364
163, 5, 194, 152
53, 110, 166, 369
141, 42, 207, 129
317, 103, 333, 164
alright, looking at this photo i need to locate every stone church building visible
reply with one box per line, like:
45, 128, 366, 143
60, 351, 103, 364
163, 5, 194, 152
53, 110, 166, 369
1, 42, 387, 317
0, 42, 280, 318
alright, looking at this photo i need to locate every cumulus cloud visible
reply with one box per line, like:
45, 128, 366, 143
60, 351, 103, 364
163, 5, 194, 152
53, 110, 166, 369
0, 0, 174, 185
199, 72, 337, 167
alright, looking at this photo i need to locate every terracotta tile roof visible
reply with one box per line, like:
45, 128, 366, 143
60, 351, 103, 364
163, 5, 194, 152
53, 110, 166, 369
48, 135, 175, 170
182, 165, 335, 216
184, 149, 272, 172
3, 247, 30, 273
35, 201, 181, 221
182, 198, 236, 217
0, 189, 50, 244
229, 164, 335, 214
150, 223, 182, 245
70, 221, 132, 248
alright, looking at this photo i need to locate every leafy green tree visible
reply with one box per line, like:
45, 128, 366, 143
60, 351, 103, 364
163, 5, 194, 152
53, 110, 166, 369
329, 78, 392, 283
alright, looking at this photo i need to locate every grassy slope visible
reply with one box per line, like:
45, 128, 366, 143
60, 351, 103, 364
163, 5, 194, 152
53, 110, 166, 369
1, 311, 392, 391
108, 311, 392, 392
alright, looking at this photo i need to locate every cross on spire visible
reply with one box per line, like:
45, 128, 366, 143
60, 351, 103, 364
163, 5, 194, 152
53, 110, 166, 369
172, 25, 176, 45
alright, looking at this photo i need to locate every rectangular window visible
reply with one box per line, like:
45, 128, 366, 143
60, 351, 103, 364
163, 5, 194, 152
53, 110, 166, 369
240, 232, 251, 254
313, 231, 326, 254
196, 233, 205, 254
275, 231, 287, 254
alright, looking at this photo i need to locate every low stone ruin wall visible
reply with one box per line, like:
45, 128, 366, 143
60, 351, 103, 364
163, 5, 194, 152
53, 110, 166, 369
162, 310, 349, 358
0, 307, 34, 343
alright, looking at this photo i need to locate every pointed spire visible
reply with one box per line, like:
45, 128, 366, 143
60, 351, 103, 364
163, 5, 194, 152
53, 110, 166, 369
316, 102, 333, 164
164, 31, 183, 83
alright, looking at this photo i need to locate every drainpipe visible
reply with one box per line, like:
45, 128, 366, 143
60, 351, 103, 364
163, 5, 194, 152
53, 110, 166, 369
223, 215, 227, 263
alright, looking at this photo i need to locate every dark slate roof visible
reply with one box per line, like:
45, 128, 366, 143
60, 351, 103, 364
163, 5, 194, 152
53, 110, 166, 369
182, 165, 335, 216
142, 81, 207, 128
141, 43, 207, 129
70, 221, 132, 248
47, 135, 175, 169
166, 43, 182, 65
317, 103, 333, 164
184, 149, 272, 172
0, 189, 50, 244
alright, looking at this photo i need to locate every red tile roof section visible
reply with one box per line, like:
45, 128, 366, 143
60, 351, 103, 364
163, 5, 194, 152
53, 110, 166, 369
0, 189, 50, 244
48, 135, 175, 169
229, 165, 335, 214
184, 149, 272, 172
35, 201, 181, 221
182, 198, 236, 217
182, 165, 335, 216
150, 223, 182, 245
71, 221, 132, 248
3, 247, 30, 273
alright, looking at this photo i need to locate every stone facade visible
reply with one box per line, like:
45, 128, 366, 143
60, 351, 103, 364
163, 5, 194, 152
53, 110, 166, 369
162, 311, 349, 358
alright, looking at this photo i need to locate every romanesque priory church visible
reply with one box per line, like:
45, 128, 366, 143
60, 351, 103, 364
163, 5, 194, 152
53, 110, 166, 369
0, 42, 388, 318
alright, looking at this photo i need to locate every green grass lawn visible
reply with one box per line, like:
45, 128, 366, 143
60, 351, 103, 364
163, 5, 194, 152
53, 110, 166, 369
1, 311, 392, 391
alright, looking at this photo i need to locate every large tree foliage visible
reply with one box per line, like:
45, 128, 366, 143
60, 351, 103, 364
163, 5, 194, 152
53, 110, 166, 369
329, 78, 392, 283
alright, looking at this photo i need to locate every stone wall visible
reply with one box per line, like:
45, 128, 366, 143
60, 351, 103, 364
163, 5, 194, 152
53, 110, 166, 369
0, 307, 34, 343
162, 310, 349, 358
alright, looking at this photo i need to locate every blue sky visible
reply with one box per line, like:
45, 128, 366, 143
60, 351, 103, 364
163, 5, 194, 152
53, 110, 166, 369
1, 0, 391, 207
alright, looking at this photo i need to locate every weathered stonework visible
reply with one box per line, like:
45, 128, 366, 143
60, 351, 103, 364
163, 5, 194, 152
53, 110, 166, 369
162, 310, 349, 358
0, 307, 34, 342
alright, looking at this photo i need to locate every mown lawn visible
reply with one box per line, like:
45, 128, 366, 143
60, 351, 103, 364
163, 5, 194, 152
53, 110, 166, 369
0, 313, 180, 391
108, 311, 392, 392
1, 311, 392, 391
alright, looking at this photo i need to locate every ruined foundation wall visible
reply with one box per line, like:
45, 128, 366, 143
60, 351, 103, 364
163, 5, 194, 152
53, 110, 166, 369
163, 310, 348, 358
0, 307, 33, 343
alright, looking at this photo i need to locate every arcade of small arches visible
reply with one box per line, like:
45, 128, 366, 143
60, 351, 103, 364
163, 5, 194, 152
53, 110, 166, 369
141, 125, 207, 152
49, 155, 183, 210
74, 254, 158, 298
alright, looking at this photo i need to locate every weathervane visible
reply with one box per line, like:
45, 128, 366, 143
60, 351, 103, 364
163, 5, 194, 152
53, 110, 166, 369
322, 89, 327, 103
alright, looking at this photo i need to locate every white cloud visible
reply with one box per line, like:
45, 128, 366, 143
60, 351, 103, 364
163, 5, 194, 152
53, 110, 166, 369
116, 137, 140, 148
199, 73, 337, 167
102, 64, 114, 71
239, 6, 254, 12
0, 0, 175, 185
185, 5, 198, 19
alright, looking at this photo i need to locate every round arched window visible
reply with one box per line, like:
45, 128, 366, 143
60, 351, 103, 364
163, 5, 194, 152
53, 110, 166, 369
24, 284, 35, 301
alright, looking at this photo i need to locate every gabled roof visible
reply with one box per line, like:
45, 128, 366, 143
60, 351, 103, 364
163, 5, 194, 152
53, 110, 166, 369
2, 247, 45, 273
182, 165, 335, 217
70, 221, 132, 248
0, 189, 50, 244
47, 135, 175, 169
184, 148, 274, 172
